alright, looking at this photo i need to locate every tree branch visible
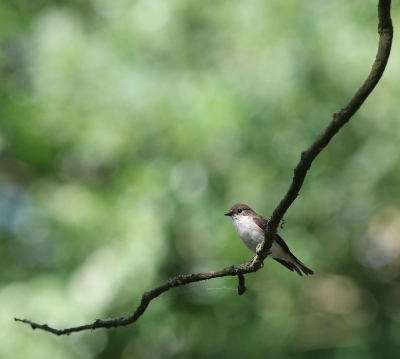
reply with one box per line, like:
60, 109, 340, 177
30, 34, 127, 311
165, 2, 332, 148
15, 0, 393, 336
15, 264, 255, 335
252, 0, 393, 267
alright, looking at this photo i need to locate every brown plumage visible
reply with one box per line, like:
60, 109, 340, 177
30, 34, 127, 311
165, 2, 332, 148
225, 203, 314, 276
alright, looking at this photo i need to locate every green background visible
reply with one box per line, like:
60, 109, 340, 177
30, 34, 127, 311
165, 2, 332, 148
1, 0, 400, 358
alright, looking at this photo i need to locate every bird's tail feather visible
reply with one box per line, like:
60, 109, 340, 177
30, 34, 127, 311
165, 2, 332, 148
273, 258, 302, 276
273, 257, 314, 276
292, 256, 314, 275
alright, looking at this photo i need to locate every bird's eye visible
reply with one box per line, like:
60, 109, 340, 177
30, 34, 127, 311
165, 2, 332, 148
238, 209, 242, 213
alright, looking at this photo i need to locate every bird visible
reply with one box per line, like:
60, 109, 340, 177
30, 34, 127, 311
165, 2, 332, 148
224, 203, 314, 276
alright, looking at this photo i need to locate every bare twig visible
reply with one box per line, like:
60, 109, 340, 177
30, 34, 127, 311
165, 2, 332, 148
15, 264, 255, 335
237, 274, 247, 295
15, 0, 393, 336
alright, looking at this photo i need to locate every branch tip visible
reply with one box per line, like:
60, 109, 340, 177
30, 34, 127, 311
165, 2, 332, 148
237, 274, 247, 295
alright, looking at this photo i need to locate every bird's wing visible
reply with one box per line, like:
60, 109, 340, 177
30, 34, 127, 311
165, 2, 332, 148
252, 216, 268, 230
252, 217, 290, 251
273, 232, 291, 252
253, 216, 313, 276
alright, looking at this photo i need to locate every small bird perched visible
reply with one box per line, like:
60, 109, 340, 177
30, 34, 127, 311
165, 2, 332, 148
225, 203, 314, 276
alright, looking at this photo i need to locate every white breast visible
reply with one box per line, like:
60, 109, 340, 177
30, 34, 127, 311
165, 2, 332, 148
231, 215, 265, 253
230, 215, 291, 261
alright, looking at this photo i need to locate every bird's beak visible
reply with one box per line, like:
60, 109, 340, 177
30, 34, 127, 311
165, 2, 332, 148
224, 212, 232, 216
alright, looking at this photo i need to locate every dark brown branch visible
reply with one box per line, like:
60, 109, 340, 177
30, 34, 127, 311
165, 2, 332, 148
15, 0, 393, 336
15, 264, 255, 335
252, 0, 393, 267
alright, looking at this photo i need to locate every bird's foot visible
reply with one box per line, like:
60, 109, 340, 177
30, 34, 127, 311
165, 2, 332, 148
246, 255, 264, 269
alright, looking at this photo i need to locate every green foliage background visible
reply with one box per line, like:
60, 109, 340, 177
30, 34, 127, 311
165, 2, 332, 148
1, 0, 400, 358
